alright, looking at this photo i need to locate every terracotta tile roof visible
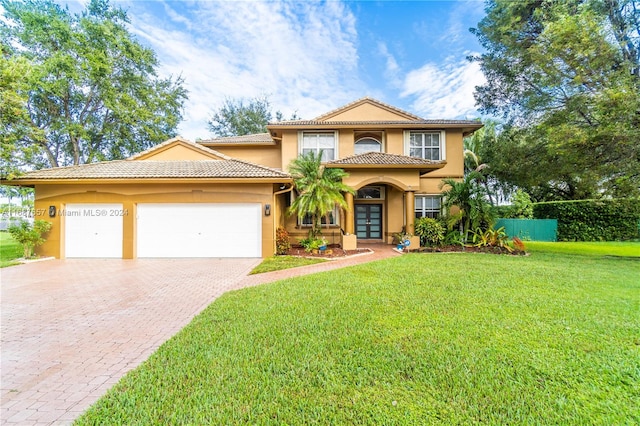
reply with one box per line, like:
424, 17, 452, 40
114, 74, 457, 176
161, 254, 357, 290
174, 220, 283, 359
13, 159, 290, 180
127, 136, 229, 160
268, 119, 482, 127
327, 152, 445, 166
198, 133, 274, 144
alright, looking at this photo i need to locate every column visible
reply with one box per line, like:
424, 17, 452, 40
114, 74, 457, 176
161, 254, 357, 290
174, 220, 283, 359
345, 192, 354, 235
405, 191, 415, 235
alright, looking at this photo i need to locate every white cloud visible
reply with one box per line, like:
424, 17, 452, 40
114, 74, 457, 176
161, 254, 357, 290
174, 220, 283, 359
400, 55, 485, 119
126, 1, 365, 140
377, 42, 401, 87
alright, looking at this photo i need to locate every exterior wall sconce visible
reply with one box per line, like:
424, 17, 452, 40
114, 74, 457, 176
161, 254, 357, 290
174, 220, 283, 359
264, 204, 271, 216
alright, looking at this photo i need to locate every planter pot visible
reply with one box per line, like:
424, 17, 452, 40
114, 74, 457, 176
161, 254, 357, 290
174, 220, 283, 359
319, 245, 327, 251
396, 244, 404, 250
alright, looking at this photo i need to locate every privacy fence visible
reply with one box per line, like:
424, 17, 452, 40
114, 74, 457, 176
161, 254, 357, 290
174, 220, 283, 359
495, 219, 558, 242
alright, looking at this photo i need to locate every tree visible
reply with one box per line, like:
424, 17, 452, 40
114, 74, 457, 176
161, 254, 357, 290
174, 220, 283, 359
288, 151, 354, 239
440, 172, 495, 243
471, 0, 640, 200
0, 0, 187, 170
208, 96, 299, 137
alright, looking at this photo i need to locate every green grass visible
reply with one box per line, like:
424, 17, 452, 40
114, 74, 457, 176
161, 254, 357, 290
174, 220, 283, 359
526, 240, 640, 257
250, 255, 328, 274
0, 231, 22, 268
76, 250, 639, 425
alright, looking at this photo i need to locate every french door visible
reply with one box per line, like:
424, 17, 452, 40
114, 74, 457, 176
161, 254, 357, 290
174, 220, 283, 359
355, 204, 382, 239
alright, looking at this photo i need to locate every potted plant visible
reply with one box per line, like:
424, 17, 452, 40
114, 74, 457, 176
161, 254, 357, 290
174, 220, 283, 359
392, 231, 410, 251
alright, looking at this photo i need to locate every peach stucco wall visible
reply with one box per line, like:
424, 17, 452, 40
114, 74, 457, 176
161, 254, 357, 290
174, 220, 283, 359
323, 103, 412, 121
213, 145, 282, 170
33, 182, 277, 259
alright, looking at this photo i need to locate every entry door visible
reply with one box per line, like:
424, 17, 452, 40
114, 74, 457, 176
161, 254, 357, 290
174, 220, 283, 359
355, 204, 382, 239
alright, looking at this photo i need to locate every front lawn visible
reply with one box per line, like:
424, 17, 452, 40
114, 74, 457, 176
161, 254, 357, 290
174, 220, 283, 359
76, 252, 639, 425
249, 255, 327, 274
526, 240, 640, 257
0, 231, 22, 268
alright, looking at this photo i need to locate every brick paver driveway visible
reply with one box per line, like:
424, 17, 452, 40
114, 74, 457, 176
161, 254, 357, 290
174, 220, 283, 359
1, 258, 260, 425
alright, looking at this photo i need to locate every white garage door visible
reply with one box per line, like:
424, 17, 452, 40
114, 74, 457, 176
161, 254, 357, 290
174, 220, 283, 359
137, 203, 262, 258
65, 203, 123, 258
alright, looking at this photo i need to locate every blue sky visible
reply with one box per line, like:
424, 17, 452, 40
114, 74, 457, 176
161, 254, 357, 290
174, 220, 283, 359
71, 1, 488, 140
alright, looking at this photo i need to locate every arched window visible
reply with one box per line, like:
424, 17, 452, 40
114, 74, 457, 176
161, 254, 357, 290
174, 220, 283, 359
354, 137, 381, 154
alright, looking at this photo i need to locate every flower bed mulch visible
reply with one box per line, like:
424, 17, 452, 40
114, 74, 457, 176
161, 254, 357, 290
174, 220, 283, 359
286, 244, 371, 258
410, 245, 527, 255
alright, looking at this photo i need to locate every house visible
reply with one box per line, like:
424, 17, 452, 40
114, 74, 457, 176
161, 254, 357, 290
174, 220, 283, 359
3, 97, 482, 258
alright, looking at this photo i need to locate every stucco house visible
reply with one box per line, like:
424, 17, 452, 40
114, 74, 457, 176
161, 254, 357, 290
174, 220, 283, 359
3, 97, 482, 258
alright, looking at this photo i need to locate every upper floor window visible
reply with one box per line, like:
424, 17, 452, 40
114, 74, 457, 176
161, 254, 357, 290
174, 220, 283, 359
300, 131, 337, 161
354, 137, 381, 154
406, 131, 445, 161
415, 195, 442, 219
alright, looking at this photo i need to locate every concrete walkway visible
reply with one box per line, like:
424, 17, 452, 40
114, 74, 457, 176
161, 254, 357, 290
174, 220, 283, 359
1, 244, 399, 425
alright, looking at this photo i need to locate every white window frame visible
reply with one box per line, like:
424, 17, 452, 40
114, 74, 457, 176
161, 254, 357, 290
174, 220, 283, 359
415, 195, 443, 219
404, 130, 446, 161
298, 131, 338, 162
354, 137, 382, 154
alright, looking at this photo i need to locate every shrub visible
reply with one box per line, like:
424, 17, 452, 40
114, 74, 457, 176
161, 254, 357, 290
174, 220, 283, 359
275, 227, 291, 255
443, 230, 464, 247
299, 237, 326, 253
471, 226, 512, 252
512, 236, 527, 252
8, 219, 52, 258
414, 217, 445, 246
534, 198, 640, 241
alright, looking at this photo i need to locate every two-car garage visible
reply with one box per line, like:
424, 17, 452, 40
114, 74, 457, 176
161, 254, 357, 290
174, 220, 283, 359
64, 203, 262, 258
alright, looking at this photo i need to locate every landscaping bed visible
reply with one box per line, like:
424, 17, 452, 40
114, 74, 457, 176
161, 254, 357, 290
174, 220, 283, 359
411, 245, 527, 255
286, 243, 371, 258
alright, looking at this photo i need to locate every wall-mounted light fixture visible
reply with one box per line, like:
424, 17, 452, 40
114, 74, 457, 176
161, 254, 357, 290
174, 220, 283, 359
48, 206, 56, 218
264, 204, 271, 216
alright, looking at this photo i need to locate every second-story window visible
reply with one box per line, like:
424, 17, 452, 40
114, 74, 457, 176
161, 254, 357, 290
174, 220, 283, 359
354, 137, 381, 154
300, 131, 336, 161
406, 131, 445, 161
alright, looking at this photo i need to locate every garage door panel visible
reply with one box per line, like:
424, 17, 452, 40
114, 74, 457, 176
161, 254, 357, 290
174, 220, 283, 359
65, 204, 123, 258
137, 203, 261, 258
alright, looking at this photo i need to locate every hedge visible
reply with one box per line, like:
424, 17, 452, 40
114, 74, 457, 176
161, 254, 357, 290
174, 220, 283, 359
533, 198, 640, 241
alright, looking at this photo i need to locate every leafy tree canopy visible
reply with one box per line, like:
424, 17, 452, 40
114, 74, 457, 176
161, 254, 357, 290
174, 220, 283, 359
0, 0, 188, 175
208, 96, 299, 137
471, 0, 640, 200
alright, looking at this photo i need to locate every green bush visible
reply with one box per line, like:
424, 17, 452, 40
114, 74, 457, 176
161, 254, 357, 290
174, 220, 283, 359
414, 217, 445, 246
534, 198, 640, 241
7, 219, 52, 258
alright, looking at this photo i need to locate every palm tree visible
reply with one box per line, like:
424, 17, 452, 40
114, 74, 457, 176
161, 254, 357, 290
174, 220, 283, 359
288, 151, 355, 239
440, 171, 495, 243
